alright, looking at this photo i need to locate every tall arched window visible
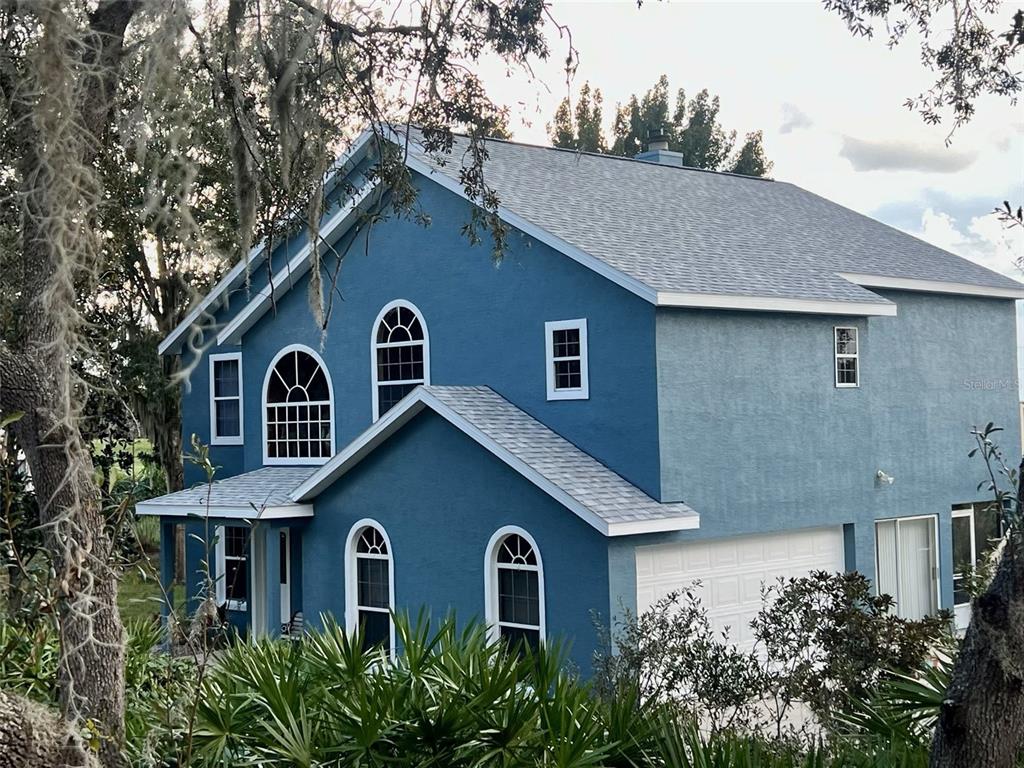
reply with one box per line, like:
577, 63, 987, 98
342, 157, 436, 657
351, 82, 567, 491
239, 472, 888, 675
345, 520, 394, 653
262, 346, 334, 464
372, 300, 429, 420
485, 527, 545, 652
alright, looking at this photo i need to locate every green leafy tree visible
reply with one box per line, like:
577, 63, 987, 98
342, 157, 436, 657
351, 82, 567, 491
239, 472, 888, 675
730, 131, 773, 176
0, 2, 559, 763
557, 76, 771, 176
549, 81, 605, 152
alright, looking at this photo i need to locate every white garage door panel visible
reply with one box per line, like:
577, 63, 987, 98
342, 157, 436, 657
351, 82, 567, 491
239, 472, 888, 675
635, 527, 845, 650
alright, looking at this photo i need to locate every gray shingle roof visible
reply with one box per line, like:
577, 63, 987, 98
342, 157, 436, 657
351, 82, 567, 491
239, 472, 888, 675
138, 467, 317, 512
421, 386, 697, 531
408, 134, 1022, 303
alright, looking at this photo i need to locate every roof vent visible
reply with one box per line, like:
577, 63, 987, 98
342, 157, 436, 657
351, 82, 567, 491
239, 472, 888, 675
646, 127, 670, 152
635, 127, 685, 167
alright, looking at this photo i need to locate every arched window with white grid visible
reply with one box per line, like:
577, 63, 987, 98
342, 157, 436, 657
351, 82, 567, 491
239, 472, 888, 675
262, 345, 335, 464
485, 526, 545, 652
345, 520, 394, 653
371, 300, 429, 420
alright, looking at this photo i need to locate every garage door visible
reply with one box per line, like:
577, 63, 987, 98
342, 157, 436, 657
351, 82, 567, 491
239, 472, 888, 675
635, 527, 845, 651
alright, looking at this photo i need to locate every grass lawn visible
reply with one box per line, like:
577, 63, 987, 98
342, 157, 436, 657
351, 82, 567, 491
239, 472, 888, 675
118, 553, 184, 624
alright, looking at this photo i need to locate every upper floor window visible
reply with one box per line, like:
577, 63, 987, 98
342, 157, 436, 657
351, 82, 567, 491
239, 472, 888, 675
485, 527, 545, 653
216, 525, 249, 611
210, 352, 243, 445
262, 346, 334, 464
545, 319, 589, 400
834, 327, 859, 388
372, 300, 429, 420
345, 520, 394, 654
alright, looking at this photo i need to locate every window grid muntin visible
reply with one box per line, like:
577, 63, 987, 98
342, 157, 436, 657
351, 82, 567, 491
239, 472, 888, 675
551, 327, 583, 391
211, 355, 243, 441
223, 525, 248, 607
351, 524, 392, 652
834, 327, 859, 387
265, 349, 333, 461
495, 535, 541, 635
373, 303, 427, 420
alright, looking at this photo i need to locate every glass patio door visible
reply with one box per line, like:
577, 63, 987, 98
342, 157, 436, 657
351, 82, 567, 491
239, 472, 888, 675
875, 516, 938, 620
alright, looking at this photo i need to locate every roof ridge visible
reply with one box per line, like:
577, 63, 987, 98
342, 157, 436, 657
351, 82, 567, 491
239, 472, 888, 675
412, 126, 775, 182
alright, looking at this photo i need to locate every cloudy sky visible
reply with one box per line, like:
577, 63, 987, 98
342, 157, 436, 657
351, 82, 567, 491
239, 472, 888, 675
471, 0, 1023, 279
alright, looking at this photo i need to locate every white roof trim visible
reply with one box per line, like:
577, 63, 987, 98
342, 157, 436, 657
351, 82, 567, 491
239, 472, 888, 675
157, 130, 376, 355
291, 388, 697, 537
157, 243, 269, 356
216, 179, 379, 346
655, 290, 898, 316
135, 502, 315, 519
838, 272, 1024, 300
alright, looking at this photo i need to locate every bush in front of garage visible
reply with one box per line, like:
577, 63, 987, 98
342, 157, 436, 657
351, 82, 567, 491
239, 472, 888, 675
593, 570, 954, 740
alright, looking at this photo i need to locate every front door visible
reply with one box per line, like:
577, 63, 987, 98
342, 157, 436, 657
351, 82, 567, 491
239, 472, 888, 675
280, 529, 292, 626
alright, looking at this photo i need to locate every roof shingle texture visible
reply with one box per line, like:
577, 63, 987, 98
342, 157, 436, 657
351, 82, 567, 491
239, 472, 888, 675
410, 135, 1022, 303
140, 466, 317, 510
424, 385, 697, 526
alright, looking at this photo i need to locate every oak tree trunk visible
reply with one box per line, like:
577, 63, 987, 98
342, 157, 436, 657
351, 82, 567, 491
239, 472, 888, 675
930, 461, 1024, 767
0, 2, 139, 766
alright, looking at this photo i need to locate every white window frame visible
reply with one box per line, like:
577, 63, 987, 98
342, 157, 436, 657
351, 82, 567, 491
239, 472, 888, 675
215, 524, 249, 612
874, 514, 940, 618
834, 326, 860, 388
483, 525, 546, 646
371, 299, 431, 422
261, 344, 336, 466
545, 318, 589, 401
951, 505, 977, 609
209, 352, 244, 445
344, 518, 396, 657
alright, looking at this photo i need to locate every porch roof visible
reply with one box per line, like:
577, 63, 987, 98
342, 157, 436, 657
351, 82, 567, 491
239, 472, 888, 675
136, 466, 317, 519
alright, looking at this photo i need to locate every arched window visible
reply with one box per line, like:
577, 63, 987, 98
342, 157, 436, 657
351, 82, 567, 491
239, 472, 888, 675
485, 527, 545, 652
345, 520, 394, 653
372, 300, 429, 420
262, 346, 334, 464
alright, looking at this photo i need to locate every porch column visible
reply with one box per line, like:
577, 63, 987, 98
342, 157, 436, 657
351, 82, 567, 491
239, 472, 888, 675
260, 522, 283, 639
159, 520, 177, 623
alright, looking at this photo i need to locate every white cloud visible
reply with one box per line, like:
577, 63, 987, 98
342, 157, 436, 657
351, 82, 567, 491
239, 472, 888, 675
840, 136, 977, 173
908, 208, 1024, 277
779, 103, 812, 134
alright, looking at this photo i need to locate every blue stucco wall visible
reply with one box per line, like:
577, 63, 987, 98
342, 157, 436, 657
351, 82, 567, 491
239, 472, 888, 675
179, 172, 661, 497
302, 410, 611, 673
634, 290, 1020, 615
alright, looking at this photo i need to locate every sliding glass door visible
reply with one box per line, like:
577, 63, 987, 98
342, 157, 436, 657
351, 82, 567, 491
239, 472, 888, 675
875, 516, 938, 620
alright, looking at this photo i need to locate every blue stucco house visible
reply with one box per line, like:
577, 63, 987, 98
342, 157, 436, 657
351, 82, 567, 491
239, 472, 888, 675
138, 129, 1024, 670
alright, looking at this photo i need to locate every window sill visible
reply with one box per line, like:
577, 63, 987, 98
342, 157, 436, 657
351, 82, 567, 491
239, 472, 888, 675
211, 436, 245, 446
546, 389, 589, 401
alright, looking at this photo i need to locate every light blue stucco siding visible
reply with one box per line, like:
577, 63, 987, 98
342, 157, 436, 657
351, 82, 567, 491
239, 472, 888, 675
634, 290, 1020, 616
229, 174, 661, 496
303, 410, 611, 674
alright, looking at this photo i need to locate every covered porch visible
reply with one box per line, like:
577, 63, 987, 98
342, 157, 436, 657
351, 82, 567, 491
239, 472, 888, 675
136, 467, 317, 639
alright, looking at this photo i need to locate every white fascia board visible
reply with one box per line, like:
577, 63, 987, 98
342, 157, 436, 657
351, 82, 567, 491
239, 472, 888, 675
157, 244, 269, 356
606, 515, 700, 536
838, 272, 1024, 300
292, 387, 701, 538
158, 131, 376, 356
655, 290, 898, 316
135, 502, 314, 519
398, 151, 659, 305
216, 181, 378, 346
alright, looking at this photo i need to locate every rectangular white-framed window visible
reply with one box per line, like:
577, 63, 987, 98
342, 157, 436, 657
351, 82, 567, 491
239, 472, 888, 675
952, 501, 1003, 628
834, 326, 859, 388
545, 319, 589, 401
210, 352, 243, 445
875, 515, 939, 620
215, 525, 249, 612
